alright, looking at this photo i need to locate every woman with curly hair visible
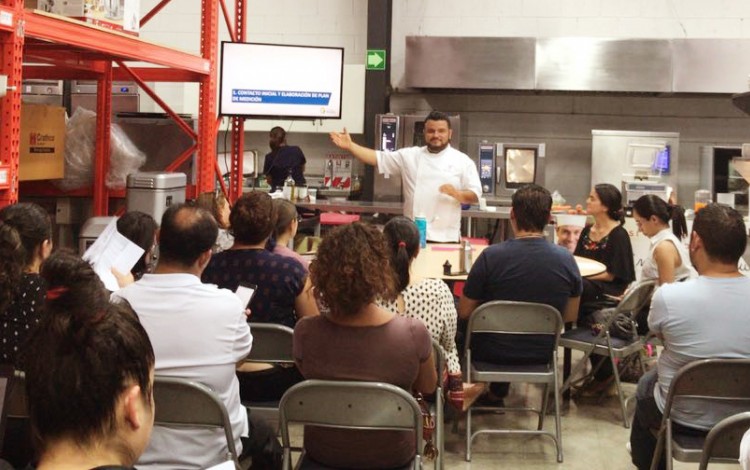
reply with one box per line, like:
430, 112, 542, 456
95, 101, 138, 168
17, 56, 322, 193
378, 216, 464, 408
294, 222, 436, 469
0, 203, 52, 368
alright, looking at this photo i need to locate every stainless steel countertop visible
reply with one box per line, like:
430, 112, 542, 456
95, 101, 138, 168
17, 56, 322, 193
295, 200, 511, 219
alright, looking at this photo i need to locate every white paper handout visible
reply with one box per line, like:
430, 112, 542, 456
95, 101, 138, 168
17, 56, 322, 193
82, 218, 145, 291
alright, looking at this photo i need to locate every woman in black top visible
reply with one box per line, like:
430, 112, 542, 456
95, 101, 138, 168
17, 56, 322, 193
0, 203, 52, 368
262, 126, 306, 191
574, 184, 636, 395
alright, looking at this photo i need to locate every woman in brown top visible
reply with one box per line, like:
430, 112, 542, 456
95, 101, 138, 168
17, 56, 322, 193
294, 222, 436, 469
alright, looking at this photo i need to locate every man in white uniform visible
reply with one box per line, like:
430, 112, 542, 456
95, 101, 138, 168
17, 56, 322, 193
330, 111, 481, 242
554, 213, 586, 254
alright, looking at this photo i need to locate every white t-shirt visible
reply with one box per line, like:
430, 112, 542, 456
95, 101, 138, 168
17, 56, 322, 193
376, 145, 481, 242
741, 427, 750, 470
113, 273, 252, 470
641, 228, 696, 282
648, 275, 750, 429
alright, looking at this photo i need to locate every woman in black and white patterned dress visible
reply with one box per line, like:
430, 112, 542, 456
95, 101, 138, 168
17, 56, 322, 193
379, 216, 463, 408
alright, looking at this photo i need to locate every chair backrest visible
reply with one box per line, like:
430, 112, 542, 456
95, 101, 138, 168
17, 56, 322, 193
279, 379, 423, 460
6, 370, 26, 420
616, 279, 657, 318
431, 338, 446, 381
246, 323, 295, 364
0, 366, 16, 446
152, 376, 238, 464
464, 301, 563, 352
699, 411, 750, 469
662, 359, 750, 416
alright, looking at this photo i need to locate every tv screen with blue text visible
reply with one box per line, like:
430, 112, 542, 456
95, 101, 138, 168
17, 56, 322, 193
220, 42, 344, 119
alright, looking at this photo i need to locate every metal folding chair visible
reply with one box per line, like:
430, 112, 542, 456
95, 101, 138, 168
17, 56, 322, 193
560, 279, 656, 427
650, 359, 750, 470
430, 338, 445, 470
464, 301, 563, 463
242, 323, 296, 427
153, 376, 241, 469
279, 379, 423, 470
698, 411, 750, 470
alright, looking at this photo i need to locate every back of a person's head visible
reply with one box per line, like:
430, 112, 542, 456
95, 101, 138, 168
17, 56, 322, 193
158, 204, 217, 267
273, 199, 297, 238
270, 126, 286, 141
0, 203, 52, 312
194, 192, 228, 228
24, 250, 154, 455
512, 184, 552, 232
230, 192, 275, 245
594, 183, 625, 224
383, 217, 420, 292
693, 203, 747, 265
633, 194, 687, 239
117, 211, 158, 278
311, 222, 395, 316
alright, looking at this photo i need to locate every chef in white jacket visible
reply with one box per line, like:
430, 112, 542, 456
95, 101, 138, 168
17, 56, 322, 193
329, 111, 481, 242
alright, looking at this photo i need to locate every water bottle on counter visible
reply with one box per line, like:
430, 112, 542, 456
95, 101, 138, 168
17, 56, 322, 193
415, 215, 427, 249
283, 171, 295, 200
459, 238, 472, 273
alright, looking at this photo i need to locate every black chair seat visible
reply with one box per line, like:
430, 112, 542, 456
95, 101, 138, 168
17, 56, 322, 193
672, 430, 706, 453
242, 399, 279, 409
561, 326, 636, 350
299, 454, 413, 470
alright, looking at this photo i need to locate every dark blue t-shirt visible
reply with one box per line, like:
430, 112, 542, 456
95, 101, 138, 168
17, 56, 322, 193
463, 238, 582, 363
202, 248, 306, 328
263, 145, 306, 191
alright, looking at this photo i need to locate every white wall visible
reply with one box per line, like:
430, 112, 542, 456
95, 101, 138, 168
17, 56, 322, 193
391, 0, 750, 89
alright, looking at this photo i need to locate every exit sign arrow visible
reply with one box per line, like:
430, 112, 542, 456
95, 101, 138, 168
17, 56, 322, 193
366, 49, 386, 70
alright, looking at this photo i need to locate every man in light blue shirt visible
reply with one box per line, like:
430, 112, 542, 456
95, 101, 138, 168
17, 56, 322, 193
630, 203, 750, 470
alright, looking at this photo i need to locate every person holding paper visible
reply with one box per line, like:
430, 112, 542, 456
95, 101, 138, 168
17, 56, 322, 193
0, 202, 52, 369
329, 110, 481, 242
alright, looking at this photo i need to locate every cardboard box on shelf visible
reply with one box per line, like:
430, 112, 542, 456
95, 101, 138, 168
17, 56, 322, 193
19, 104, 66, 182
24, 0, 140, 35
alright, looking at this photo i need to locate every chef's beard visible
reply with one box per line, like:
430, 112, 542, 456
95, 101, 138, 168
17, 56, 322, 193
427, 141, 449, 153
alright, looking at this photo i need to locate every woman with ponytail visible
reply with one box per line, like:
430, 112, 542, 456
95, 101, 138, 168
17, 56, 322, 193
378, 216, 464, 409
633, 194, 696, 285
23, 250, 155, 470
0, 203, 52, 367
271, 198, 309, 271
574, 184, 636, 396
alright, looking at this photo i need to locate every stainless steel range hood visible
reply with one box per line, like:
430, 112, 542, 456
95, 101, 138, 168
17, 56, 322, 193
405, 36, 750, 94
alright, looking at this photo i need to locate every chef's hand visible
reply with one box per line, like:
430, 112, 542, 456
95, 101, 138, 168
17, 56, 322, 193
439, 184, 461, 201
329, 128, 352, 151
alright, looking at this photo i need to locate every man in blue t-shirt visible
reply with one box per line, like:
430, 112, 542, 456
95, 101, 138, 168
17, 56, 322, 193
459, 184, 582, 399
263, 126, 307, 192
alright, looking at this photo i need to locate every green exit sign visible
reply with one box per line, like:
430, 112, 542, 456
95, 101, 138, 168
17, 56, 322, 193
366, 49, 386, 70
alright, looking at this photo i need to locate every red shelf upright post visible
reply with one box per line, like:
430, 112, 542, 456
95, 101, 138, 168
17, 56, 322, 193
196, 0, 220, 198
228, 0, 247, 203
0, 0, 23, 208
93, 62, 112, 216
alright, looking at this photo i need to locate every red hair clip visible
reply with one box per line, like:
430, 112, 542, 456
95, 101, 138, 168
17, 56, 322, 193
398, 241, 406, 248
46, 286, 68, 300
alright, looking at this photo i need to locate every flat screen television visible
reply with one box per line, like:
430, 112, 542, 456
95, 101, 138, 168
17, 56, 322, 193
504, 147, 537, 189
219, 42, 344, 119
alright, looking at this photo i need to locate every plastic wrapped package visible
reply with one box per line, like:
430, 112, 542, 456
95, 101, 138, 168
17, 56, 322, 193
56, 107, 146, 191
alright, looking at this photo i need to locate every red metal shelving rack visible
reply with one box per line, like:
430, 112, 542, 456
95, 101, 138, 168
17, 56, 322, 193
0, 0, 245, 215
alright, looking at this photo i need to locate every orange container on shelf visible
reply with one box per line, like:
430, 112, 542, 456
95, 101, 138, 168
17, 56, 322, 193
694, 189, 711, 213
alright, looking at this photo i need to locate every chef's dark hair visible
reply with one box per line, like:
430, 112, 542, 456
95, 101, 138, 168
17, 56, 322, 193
24, 250, 154, 452
512, 184, 552, 233
692, 203, 747, 265
633, 195, 687, 240
594, 183, 626, 225
383, 216, 420, 292
425, 111, 451, 129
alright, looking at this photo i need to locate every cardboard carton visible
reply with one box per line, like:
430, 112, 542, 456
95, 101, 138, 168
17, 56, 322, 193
25, 0, 140, 35
19, 104, 66, 182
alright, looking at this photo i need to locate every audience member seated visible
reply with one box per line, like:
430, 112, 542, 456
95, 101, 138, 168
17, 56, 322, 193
271, 199, 309, 271
554, 213, 586, 254
458, 184, 582, 403
630, 203, 750, 470
116, 211, 158, 282
196, 191, 233, 252
632, 194, 696, 285
294, 222, 437, 469
0, 203, 52, 368
574, 183, 635, 396
379, 216, 464, 408
24, 250, 155, 470
113, 203, 280, 469
202, 191, 317, 328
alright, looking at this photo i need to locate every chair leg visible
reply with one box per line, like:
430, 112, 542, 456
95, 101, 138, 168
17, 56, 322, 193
560, 346, 595, 394
649, 427, 666, 470
465, 407, 472, 462
435, 393, 444, 470
538, 383, 549, 431
608, 348, 629, 428
554, 373, 563, 463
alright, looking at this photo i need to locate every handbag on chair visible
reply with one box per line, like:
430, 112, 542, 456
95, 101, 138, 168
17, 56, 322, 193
414, 393, 438, 461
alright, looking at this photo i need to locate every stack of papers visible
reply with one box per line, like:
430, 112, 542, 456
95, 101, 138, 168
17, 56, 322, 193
82, 218, 145, 291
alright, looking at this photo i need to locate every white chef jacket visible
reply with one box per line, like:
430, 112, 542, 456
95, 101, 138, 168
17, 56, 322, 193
376, 145, 481, 242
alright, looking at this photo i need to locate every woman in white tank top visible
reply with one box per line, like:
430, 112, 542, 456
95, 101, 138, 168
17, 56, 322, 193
633, 195, 697, 284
